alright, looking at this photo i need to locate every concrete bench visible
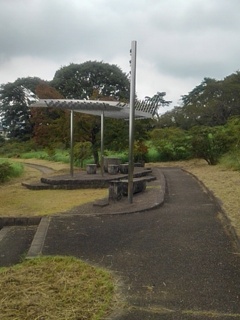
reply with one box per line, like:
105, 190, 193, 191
109, 176, 154, 201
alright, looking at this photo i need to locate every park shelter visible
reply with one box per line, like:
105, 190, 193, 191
31, 98, 157, 176
31, 41, 158, 203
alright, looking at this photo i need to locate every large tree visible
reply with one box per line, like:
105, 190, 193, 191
51, 61, 130, 164
0, 77, 42, 140
181, 73, 240, 128
158, 73, 240, 130
51, 61, 130, 101
31, 82, 69, 147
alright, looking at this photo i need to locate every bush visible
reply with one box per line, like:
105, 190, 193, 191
0, 161, 23, 183
103, 150, 129, 163
150, 127, 192, 161
145, 146, 162, 162
190, 126, 230, 165
73, 142, 92, 167
0, 140, 38, 158
220, 150, 240, 171
134, 140, 148, 163
52, 150, 70, 163
0, 162, 13, 183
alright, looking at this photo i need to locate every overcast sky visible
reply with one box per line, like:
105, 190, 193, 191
1, 0, 240, 110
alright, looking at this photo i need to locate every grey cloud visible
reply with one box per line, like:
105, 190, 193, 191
0, 0, 240, 105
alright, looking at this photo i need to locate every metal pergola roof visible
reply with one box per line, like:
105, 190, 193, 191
31, 99, 156, 119
31, 97, 158, 178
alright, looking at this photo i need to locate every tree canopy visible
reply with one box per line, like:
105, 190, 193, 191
158, 72, 240, 129
51, 61, 130, 101
0, 77, 42, 140
50, 61, 131, 164
31, 82, 69, 147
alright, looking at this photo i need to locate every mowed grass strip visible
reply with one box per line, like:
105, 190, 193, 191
0, 188, 108, 216
0, 160, 107, 216
0, 256, 117, 320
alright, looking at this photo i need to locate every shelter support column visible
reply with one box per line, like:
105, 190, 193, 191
128, 40, 137, 203
70, 109, 74, 177
101, 111, 104, 176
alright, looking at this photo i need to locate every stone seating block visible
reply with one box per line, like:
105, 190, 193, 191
121, 178, 146, 195
86, 164, 97, 174
104, 157, 121, 172
109, 180, 123, 201
119, 164, 129, 174
108, 177, 147, 201
108, 164, 119, 175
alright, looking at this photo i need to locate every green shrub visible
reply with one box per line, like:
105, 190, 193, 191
74, 142, 92, 167
103, 150, 129, 163
190, 126, 230, 165
220, 150, 240, 171
52, 150, 70, 163
150, 128, 192, 161
145, 146, 162, 162
0, 162, 13, 183
20, 150, 49, 160
133, 140, 148, 163
0, 161, 24, 183
0, 140, 38, 158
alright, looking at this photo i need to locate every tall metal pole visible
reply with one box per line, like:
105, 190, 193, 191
128, 40, 137, 203
70, 109, 74, 177
100, 111, 104, 176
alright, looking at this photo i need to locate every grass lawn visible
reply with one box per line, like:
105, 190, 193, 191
0, 159, 121, 320
0, 158, 239, 238
0, 158, 239, 319
0, 256, 119, 320
0, 159, 108, 217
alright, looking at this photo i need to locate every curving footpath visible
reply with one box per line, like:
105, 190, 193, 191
1, 167, 240, 319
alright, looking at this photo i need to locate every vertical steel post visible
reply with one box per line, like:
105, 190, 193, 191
101, 111, 104, 176
70, 109, 74, 177
128, 40, 137, 203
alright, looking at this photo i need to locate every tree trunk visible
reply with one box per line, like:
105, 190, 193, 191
92, 145, 99, 166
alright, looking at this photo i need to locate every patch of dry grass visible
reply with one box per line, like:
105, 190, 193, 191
150, 159, 240, 237
0, 256, 117, 320
0, 159, 107, 217
2, 158, 240, 238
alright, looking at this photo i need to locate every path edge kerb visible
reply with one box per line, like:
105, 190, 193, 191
0, 217, 41, 229
183, 168, 240, 252
26, 216, 51, 259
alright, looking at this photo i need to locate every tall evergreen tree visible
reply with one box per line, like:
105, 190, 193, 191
0, 77, 42, 140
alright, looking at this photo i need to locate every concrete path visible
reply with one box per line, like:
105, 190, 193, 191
23, 162, 55, 175
42, 168, 240, 319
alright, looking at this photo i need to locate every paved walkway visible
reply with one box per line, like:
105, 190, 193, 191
40, 168, 240, 319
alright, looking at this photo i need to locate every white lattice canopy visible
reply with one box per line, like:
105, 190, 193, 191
32, 99, 157, 119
